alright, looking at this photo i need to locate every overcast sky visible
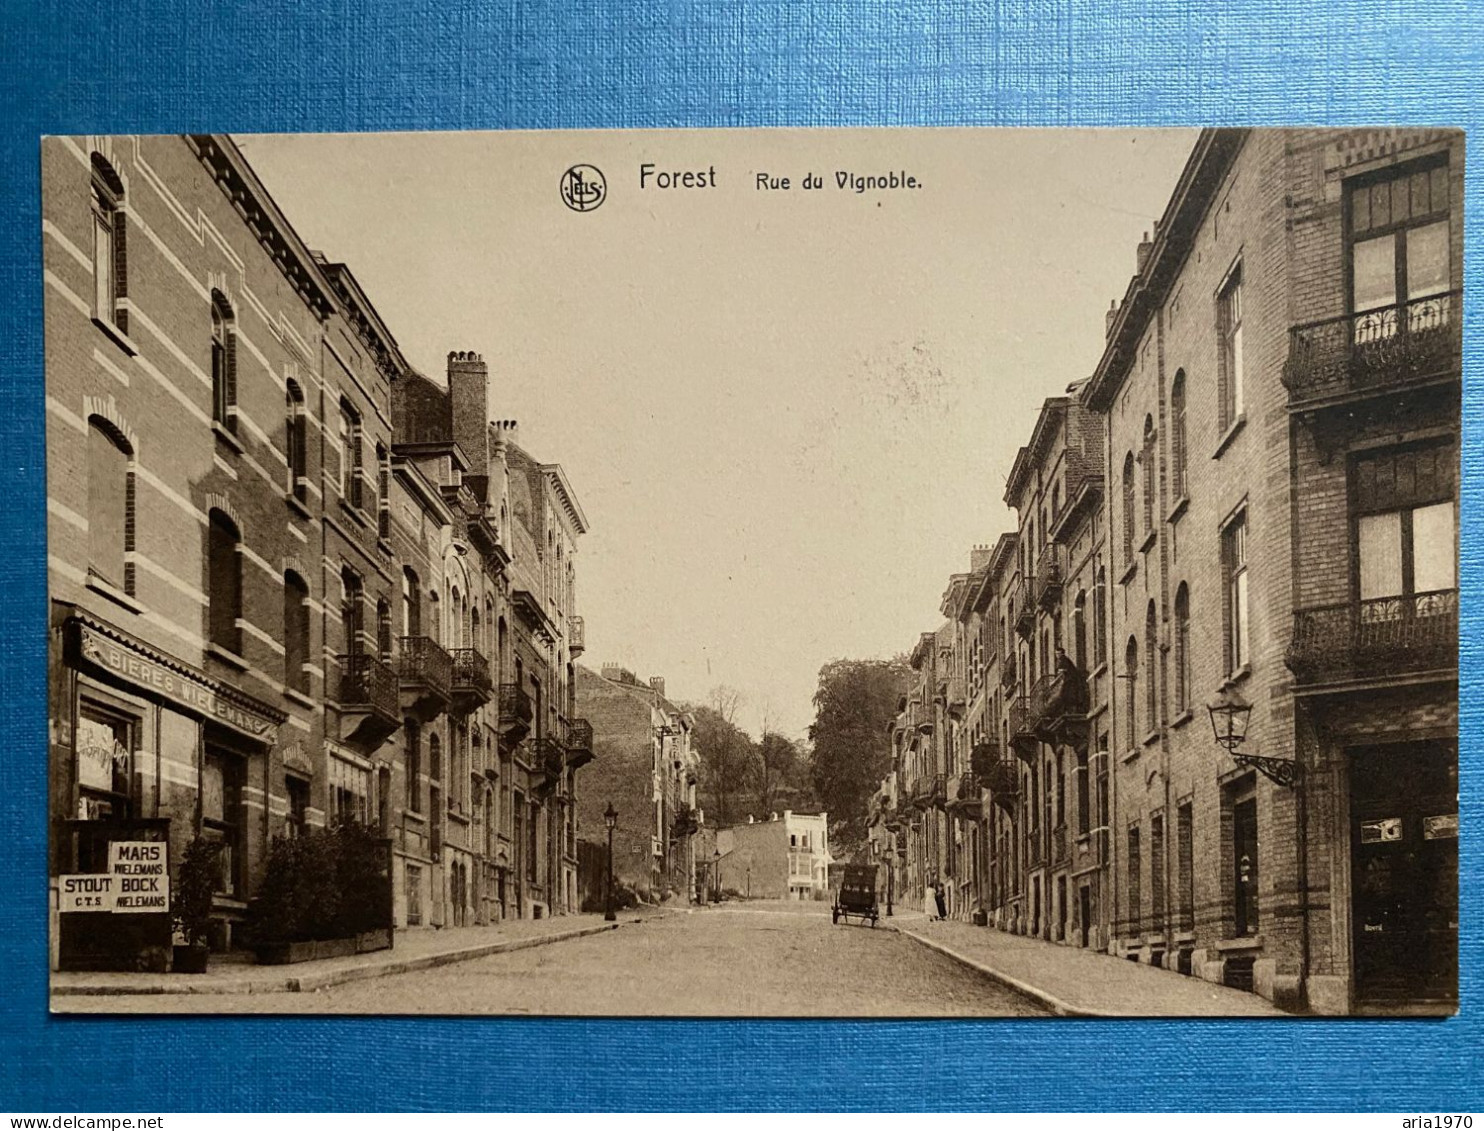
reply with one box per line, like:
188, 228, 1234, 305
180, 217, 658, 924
242, 127, 1198, 740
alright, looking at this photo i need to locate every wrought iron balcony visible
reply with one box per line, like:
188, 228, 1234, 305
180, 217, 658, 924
568, 615, 585, 657
1035, 547, 1065, 610
1286, 589, 1457, 685
396, 635, 452, 719
449, 647, 492, 711
1283, 291, 1461, 408
982, 759, 1020, 811
1030, 663, 1091, 742
947, 772, 981, 816
534, 736, 566, 788
1008, 695, 1038, 759
970, 741, 1002, 778
337, 652, 399, 748
1013, 578, 1035, 638
498, 682, 534, 736
566, 717, 595, 769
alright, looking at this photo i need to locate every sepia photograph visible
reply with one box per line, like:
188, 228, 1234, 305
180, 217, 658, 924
41, 126, 1460, 1019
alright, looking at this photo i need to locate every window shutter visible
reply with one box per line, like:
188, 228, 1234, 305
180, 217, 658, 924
111, 211, 129, 334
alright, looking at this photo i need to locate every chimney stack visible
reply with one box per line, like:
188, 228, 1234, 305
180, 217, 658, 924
601, 663, 623, 682
969, 543, 993, 571
1135, 230, 1154, 274
1105, 299, 1119, 339
447, 351, 490, 479
649, 676, 666, 699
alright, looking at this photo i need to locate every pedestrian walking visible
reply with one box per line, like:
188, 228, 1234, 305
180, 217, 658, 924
935, 880, 948, 921
923, 880, 938, 921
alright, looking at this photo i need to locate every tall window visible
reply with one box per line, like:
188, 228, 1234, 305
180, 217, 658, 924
1127, 823, 1142, 936
341, 568, 363, 656
1121, 453, 1136, 564
283, 571, 309, 695
1218, 265, 1244, 429
1144, 602, 1158, 734
1123, 637, 1139, 751
339, 401, 362, 507
87, 418, 132, 593
1093, 567, 1107, 667
286, 380, 307, 500
1173, 583, 1191, 714
1141, 416, 1156, 534
1348, 159, 1451, 335
377, 598, 393, 658
1072, 591, 1087, 671
207, 509, 242, 653
90, 155, 127, 332
1222, 511, 1249, 674
1170, 371, 1187, 501
1177, 801, 1195, 931
202, 747, 243, 896
1353, 441, 1457, 610
402, 568, 421, 637
1150, 813, 1166, 929
1075, 746, 1090, 835
405, 721, 422, 814
211, 293, 236, 432
1232, 792, 1259, 937
376, 443, 390, 539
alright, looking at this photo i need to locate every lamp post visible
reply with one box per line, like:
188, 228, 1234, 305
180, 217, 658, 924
603, 802, 617, 922
711, 848, 721, 902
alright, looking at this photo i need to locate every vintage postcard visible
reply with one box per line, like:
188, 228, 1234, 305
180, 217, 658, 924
43, 127, 1459, 1017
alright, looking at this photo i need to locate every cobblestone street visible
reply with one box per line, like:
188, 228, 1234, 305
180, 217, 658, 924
58, 901, 1047, 1016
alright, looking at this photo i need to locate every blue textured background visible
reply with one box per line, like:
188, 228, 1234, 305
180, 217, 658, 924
1, 0, 1480, 1113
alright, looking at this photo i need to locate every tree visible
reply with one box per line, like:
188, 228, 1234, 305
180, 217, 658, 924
755, 731, 799, 817
684, 686, 758, 827
807, 657, 911, 856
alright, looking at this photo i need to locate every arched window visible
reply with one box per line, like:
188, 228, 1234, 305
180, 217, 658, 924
1170, 371, 1187, 502
283, 571, 309, 695
498, 616, 508, 684
1142, 416, 1156, 534
428, 590, 440, 645
1144, 601, 1159, 734
1124, 636, 1139, 751
286, 380, 307, 500
402, 567, 420, 637
208, 509, 242, 652
450, 585, 463, 648
90, 154, 127, 332
210, 292, 236, 431
339, 400, 362, 507
471, 604, 482, 657
1121, 453, 1136, 564
87, 417, 132, 593
1174, 583, 1191, 714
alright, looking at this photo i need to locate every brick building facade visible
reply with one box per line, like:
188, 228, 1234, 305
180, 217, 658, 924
883, 127, 1459, 1014
44, 135, 596, 971
574, 663, 700, 903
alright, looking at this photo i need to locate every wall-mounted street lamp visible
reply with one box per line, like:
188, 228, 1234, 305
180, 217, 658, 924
1207, 685, 1300, 788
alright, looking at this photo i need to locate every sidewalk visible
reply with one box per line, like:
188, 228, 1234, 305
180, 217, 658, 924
890, 913, 1285, 1017
51, 912, 650, 999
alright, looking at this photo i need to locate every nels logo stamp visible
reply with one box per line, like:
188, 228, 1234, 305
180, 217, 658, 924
560, 164, 606, 212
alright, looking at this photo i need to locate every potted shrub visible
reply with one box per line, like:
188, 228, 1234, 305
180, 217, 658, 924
171, 836, 221, 974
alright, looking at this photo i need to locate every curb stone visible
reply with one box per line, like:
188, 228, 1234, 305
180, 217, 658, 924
888, 925, 1096, 1017
53, 917, 644, 997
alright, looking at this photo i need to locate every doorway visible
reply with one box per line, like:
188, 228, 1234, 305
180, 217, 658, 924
1350, 741, 1458, 1005
1079, 883, 1092, 948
